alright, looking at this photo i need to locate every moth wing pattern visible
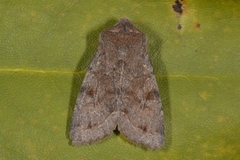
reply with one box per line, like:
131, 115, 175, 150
117, 39, 164, 149
70, 18, 164, 149
70, 42, 119, 145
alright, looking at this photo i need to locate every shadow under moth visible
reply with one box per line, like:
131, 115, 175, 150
70, 18, 164, 150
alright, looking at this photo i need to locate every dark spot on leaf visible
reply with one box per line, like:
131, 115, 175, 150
195, 22, 201, 28
178, 24, 182, 30
172, 0, 183, 14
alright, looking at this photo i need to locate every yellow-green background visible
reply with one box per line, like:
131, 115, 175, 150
1, 0, 240, 159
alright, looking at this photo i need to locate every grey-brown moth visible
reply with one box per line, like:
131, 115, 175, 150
70, 18, 164, 150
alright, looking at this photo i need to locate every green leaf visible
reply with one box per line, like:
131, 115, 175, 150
1, 0, 240, 159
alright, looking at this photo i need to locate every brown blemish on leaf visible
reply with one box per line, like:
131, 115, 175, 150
195, 22, 201, 28
172, 0, 183, 14
177, 24, 182, 30
172, 0, 185, 30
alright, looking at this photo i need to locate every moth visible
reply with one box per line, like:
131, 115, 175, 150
70, 18, 164, 150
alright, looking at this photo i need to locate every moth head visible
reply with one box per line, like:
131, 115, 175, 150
100, 18, 145, 47
109, 18, 141, 33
